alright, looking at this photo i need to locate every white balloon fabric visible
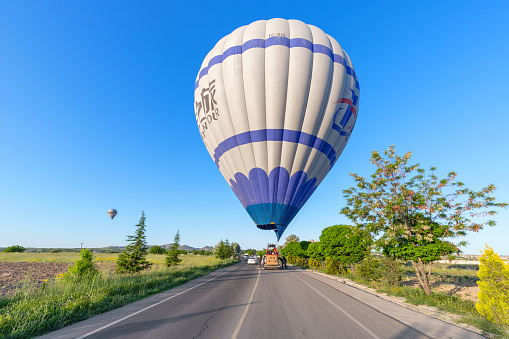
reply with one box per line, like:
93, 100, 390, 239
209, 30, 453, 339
108, 209, 117, 220
194, 19, 359, 240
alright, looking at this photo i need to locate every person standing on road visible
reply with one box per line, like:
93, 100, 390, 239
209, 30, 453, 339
282, 256, 288, 269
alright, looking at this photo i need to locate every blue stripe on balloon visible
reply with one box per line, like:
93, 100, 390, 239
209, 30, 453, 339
214, 129, 336, 168
194, 37, 359, 90
230, 167, 318, 240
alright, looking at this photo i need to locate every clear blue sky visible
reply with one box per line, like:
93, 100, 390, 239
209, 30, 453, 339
1, 1, 508, 255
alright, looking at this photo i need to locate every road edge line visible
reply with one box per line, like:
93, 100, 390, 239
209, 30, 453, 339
292, 272, 381, 339
76, 264, 240, 339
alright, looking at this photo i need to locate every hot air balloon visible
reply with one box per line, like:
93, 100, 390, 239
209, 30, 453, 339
108, 209, 117, 220
194, 19, 359, 240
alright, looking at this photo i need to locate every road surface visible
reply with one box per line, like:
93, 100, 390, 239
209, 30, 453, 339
39, 262, 485, 338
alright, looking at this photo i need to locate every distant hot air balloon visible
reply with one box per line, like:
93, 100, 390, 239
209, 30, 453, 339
194, 19, 359, 240
108, 209, 117, 220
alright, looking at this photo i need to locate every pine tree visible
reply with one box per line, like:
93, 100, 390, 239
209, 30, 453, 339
165, 230, 182, 267
116, 211, 153, 273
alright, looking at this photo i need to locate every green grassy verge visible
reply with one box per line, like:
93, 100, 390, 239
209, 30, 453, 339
0, 258, 238, 338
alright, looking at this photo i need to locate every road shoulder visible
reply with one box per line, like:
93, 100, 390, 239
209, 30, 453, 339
298, 267, 487, 338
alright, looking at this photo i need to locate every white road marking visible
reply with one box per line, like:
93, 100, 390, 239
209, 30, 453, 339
231, 266, 261, 339
76, 265, 240, 339
292, 272, 381, 339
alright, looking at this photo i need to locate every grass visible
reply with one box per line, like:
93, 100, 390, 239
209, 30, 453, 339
374, 284, 509, 338
0, 254, 238, 338
0, 252, 217, 264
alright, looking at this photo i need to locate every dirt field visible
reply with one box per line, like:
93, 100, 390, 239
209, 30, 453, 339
401, 276, 480, 302
0, 262, 116, 297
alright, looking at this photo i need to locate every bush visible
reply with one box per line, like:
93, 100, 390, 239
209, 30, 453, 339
309, 258, 322, 268
149, 245, 167, 254
356, 256, 381, 282
380, 257, 403, 286
4, 245, 25, 253
64, 249, 99, 280
476, 245, 509, 325
325, 257, 341, 275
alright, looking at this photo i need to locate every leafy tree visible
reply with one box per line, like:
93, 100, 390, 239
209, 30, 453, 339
299, 241, 311, 253
116, 211, 153, 273
215, 239, 233, 259
307, 242, 324, 260
319, 225, 371, 276
231, 242, 241, 259
282, 234, 300, 248
64, 248, 99, 280
280, 241, 306, 258
165, 230, 182, 266
4, 245, 25, 253
341, 145, 507, 295
149, 245, 167, 254
257, 250, 265, 257
476, 245, 509, 325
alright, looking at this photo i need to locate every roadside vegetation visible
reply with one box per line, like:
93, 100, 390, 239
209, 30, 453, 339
0, 212, 240, 338
280, 145, 508, 337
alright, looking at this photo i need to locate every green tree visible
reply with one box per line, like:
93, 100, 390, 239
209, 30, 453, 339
282, 234, 300, 248
280, 241, 305, 258
476, 245, 509, 325
64, 248, 99, 280
307, 242, 324, 260
231, 242, 241, 259
165, 230, 182, 266
319, 225, 371, 276
341, 145, 507, 295
149, 245, 167, 254
299, 241, 311, 253
116, 211, 153, 273
257, 250, 265, 257
215, 239, 233, 259
4, 245, 25, 253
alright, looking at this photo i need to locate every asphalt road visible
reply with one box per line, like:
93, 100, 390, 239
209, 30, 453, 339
39, 262, 485, 339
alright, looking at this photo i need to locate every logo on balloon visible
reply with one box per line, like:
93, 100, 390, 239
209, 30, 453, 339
195, 79, 219, 139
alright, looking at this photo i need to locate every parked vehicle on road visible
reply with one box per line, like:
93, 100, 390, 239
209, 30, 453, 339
247, 257, 259, 265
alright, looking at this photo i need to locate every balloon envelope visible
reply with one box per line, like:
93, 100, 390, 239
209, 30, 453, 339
194, 19, 359, 240
108, 209, 117, 220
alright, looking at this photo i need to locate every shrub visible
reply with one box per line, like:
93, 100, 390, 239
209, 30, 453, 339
325, 257, 341, 275
64, 249, 99, 280
4, 245, 25, 253
476, 245, 509, 325
309, 258, 322, 268
380, 256, 403, 286
356, 256, 381, 282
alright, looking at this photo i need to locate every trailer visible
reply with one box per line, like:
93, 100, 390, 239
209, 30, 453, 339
262, 244, 281, 270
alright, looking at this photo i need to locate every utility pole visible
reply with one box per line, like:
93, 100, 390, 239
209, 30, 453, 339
80, 242, 84, 250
